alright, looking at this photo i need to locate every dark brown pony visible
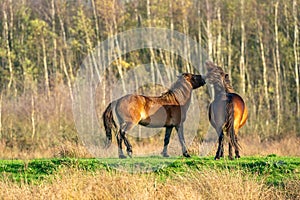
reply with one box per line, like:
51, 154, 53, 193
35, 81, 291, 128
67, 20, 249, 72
205, 61, 248, 160
103, 73, 206, 158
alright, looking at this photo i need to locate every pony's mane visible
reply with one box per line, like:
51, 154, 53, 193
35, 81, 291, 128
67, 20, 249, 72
161, 76, 192, 104
223, 74, 234, 93
206, 64, 234, 93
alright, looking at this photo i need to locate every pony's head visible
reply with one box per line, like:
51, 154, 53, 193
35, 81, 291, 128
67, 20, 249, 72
204, 61, 234, 93
179, 73, 206, 89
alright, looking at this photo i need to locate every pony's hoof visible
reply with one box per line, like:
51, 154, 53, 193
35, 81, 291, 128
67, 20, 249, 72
161, 152, 170, 157
214, 156, 220, 160
119, 155, 127, 159
235, 155, 241, 159
128, 152, 133, 158
228, 156, 234, 160
183, 152, 191, 158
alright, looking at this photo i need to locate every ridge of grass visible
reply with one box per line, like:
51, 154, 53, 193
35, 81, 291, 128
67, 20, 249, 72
0, 155, 299, 186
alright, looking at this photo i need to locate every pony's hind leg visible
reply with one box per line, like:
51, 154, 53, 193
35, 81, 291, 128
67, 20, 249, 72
234, 135, 240, 158
161, 127, 173, 157
116, 130, 126, 159
123, 135, 132, 157
228, 143, 233, 160
120, 122, 134, 158
215, 131, 224, 160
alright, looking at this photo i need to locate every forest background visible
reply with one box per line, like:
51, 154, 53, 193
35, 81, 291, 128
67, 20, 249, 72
0, 0, 299, 158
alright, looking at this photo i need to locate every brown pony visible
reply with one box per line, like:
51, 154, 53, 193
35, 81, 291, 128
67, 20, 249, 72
205, 61, 248, 160
102, 73, 206, 158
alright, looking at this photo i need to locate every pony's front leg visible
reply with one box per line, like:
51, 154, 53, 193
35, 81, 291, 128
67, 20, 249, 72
176, 125, 190, 158
215, 131, 224, 160
161, 127, 173, 157
116, 130, 126, 159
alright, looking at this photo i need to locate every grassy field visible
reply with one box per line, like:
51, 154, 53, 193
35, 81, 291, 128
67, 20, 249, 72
0, 155, 299, 199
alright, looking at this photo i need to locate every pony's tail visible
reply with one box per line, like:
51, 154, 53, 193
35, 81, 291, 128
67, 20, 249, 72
102, 102, 116, 149
224, 94, 239, 150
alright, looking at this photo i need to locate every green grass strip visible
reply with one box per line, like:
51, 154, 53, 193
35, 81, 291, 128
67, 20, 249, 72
0, 155, 299, 186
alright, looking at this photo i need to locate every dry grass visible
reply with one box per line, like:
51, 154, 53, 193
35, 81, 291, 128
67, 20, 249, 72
188, 134, 300, 158
0, 168, 291, 200
240, 135, 300, 157
282, 179, 300, 199
0, 140, 92, 159
1, 134, 299, 159
132, 134, 300, 158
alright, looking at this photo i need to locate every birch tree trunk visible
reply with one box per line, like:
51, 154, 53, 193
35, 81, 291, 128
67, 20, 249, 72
239, 0, 246, 94
293, 0, 300, 118
8, 0, 13, 48
57, 5, 74, 82
42, 35, 50, 97
57, 5, 74, 104
91, 0, 106, 106
3, 4, 14, 93
51, 0, 57, 76
205, 0, 213, 60
111, 1, 127, 94
197, 1, 203, 73
91, 0, 100, 42
169, 0, 175, 79
274, 1, 281, 133
31, 94, 36, 140
227, 23, 232, 79
181, 0, 191, 73
60, 49, 74, 103
216, 3, 222, 66
147, 0, 155, 85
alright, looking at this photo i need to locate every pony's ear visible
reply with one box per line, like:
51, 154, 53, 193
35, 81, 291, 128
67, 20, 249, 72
224, 73, 230, 81
177, 73, 186, 78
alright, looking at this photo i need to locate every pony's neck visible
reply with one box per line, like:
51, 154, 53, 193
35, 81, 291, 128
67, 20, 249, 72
170, 79, 192, 105
212, 82, 234, 95
213, 84, 225, 94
